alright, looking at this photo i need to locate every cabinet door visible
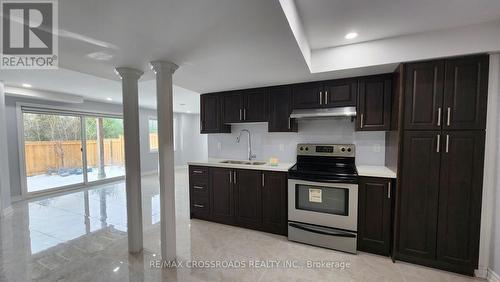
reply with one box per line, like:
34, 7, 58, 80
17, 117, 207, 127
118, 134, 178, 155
233, 169, 262, 229
404, 61, 444, 130
244, 88, 269, 122
324, 78, 357, 107
200, 94, 230, 133
357, 75, 392, 131
223, 92, 243, 123
443, 55, 488, 130
398, 131, 441, 260
210, 168, 234, 224
292, 82, 323, 109
262, 171, 288, 235
358, 177, 392, 256
437, 131, 485, 269
268, 86, 297, 132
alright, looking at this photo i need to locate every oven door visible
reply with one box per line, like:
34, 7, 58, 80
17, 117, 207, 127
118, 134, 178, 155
288, 179, 358, 231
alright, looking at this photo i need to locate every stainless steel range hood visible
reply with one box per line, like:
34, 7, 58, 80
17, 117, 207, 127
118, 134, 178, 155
290, 106, 356, 119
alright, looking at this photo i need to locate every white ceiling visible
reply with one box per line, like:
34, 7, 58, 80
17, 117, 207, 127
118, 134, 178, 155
0, 68, 200, 113
294, 0, 500, 50
54, 0, 345, 93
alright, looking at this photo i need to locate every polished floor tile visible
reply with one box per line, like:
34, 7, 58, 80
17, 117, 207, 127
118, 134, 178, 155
0, 167, 483, 281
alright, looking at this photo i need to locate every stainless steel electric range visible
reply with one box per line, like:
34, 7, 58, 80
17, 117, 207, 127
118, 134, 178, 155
287, 143, 358, 254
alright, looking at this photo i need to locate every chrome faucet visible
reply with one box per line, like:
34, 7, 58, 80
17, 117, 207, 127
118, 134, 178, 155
236, 129, 256, 161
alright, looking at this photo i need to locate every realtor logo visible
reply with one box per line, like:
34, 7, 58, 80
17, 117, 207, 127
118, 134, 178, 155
1, 0, 58, 69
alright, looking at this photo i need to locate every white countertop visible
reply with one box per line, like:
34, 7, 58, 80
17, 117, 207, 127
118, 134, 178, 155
187, 158, 295, 172
356, 165, 397, 179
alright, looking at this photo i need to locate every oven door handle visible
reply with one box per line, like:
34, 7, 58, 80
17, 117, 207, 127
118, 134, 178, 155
289, 222, 356, 238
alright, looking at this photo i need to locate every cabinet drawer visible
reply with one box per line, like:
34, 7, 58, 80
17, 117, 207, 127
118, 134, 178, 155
190, 182, 209, 196
191, 195, 210, 217
189, 166, 209, 181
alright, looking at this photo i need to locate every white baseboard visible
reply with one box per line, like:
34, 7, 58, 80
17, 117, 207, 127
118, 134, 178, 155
488, 268, 500, 282
476, 266, 488, 278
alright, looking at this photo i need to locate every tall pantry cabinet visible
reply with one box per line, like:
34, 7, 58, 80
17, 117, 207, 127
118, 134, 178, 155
395, 55, 488, 275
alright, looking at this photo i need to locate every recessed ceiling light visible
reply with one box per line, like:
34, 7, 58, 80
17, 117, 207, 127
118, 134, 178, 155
22, 83, 32, 88
179, 103, 186, 106
345, 32, 358, 40
186, 110, 191, 113
86, 51, 114, 61
106, 97, 113, 101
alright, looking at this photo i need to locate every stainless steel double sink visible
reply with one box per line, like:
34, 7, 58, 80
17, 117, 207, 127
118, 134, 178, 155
219, 160, 267, 166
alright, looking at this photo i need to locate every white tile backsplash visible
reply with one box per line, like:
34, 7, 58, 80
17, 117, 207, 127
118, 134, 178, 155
208, 118, 385, 166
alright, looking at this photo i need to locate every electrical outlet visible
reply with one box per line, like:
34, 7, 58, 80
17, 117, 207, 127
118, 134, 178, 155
373, 144, 381, 153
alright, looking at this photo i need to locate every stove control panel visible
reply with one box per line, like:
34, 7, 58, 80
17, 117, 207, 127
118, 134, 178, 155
297, 144, 355, 157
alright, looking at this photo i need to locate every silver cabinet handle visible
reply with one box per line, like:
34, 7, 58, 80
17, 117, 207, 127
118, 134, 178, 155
360, 113, 364, 128
229, 171, 232, 183
193, 204, 204, 208
193, 170, 203, 174
388, 181, 391, 199
446, 134, 450, 153
436, 134, 440, 153
239, 109, 243, 121
437, 107, 442, 126
243, 108, 246, 121
233, 171, 237, 184
193, 185, 204, 190
447, 107, 451, 126
319, 91, 323, 105
288, 118, 291, 130
262, 173, 265, 187
325, 90, 328, 104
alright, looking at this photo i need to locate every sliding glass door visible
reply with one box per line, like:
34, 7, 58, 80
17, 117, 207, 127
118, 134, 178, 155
85, 116, 125, 182
23, 112, 84, 193
22, 109, 126, 194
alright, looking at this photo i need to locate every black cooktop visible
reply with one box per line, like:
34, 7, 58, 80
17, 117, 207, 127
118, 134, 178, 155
288, 155, 358, 183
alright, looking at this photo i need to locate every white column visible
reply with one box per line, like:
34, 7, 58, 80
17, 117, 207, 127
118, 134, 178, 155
150, 60, 179, 261
115, 67, 144, 253
0, 81, 11, 216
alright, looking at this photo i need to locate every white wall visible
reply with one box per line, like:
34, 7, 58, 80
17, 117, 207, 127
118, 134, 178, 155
0, 83, 11, 213
174, 113, 208, 165
208, 118, 385, 165
486, 53, 500, 277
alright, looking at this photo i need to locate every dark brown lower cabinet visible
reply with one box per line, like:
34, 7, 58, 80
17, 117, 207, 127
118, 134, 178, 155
357, 177, 393, 256
396, 130, 485, 275
436, 131, 485, 270
261, 171, 287, 235
209, 167, 234, 225
234, 169, 262, 229
189, 166, 287, 236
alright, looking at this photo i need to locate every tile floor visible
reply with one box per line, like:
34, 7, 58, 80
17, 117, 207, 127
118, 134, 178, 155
0, 167, 483, 281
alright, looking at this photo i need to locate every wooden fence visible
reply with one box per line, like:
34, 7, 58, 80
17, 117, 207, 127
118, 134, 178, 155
25, 136, 125, 176
25, 133, 159, 176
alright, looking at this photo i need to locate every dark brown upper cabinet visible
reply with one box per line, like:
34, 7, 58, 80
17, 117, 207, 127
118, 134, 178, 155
398, 131, 441, 261
404, 55, 488, 131
404, 60, 445, 130
357, 177, 393, 256
292, 79, 357, 109
436, 131, 485, 269
443, 55, 488, 130
268, 86, 297, 132
200, 94, 230, 134
292, 82, 323, 109
244, 88, 269, 122
222, 88, 268, 123
222, 91, 244, 123
357, 75, 392, 131
323, 78, 357, 107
